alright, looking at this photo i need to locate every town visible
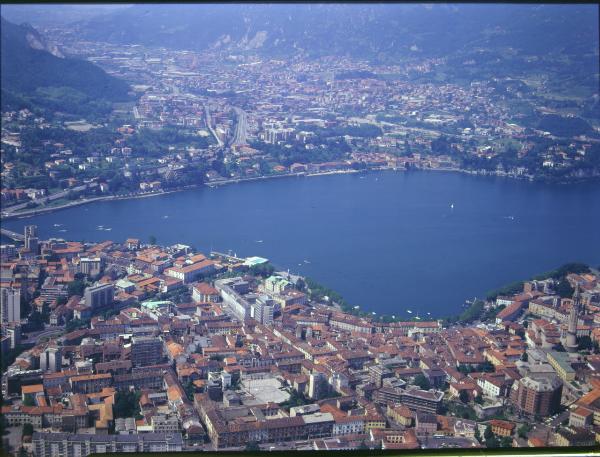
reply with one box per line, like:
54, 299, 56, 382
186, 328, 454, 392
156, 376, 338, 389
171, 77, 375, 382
2, 32, 599, 218
1, 226, 599, 455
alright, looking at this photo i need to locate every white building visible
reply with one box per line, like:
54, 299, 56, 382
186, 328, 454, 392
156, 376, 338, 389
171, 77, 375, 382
1, 287, 20, 323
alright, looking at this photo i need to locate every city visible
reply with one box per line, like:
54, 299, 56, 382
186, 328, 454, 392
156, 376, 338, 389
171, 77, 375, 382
2, 12, 599, 218
1, 226, 599, 454
1, 4, 599, 456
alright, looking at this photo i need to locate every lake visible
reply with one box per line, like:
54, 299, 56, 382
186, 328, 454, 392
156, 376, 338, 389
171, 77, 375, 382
3, 170, 599, 317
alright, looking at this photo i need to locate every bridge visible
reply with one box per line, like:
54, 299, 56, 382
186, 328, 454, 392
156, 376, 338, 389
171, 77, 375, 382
0, 228, 24, 242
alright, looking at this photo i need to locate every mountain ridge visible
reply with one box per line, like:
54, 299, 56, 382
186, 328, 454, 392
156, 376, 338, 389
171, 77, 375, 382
1, 16, 131, 117
75, 4, 599, 61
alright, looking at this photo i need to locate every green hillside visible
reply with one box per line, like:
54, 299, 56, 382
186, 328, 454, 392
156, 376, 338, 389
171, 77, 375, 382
1, 16, 131, 118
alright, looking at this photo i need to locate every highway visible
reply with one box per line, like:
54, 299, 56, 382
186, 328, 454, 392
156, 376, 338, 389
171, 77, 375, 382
0, 228, 24, 241
230, 107, 248, 147
21, 325, 64, 345
204, 104, 224, 147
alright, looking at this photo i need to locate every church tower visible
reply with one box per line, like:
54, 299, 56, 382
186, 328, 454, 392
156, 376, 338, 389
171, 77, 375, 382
565, 283, 581, 353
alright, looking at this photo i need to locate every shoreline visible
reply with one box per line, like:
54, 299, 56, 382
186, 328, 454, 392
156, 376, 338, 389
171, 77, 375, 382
1, 164, 595, 221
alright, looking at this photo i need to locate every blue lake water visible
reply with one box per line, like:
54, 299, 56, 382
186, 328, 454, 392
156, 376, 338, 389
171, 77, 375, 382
3, 170, 599, 317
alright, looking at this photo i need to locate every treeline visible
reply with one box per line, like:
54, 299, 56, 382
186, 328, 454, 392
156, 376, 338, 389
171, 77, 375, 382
126, 127, 210, 157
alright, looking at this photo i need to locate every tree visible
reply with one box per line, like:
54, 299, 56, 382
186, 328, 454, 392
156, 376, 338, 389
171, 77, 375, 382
23, 396, 35, 407
22, 423, 34, 436
486, 435, 500, 448
474, 425, 482, 443
148, 235, 157, 245
67, 279, 86, 297
113, 391, 142, 419
499, 436, 512, 447
521, 352, 528, 362
555, 278, 574, 298
459, 390, 470, 404
413, 374, 431, 390
484, 425, 494, 441
518, 423, 531, 439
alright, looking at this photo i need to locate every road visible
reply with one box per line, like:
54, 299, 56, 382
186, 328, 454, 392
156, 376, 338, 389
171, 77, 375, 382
204, 104, 224, 147
2, 183, 91, 216
230, 107, 248, 147
21, 325, 64, 345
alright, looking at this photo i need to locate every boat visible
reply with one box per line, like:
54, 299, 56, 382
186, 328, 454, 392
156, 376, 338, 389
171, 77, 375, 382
303, 260, 310, 264
450, 203, 454, 209
104, 228, 112, 231
255, 240, 263, 243
53, 223, 62, 227
163, 215, 169, 219
407, 310, 413, 314
59, 229, 67, 232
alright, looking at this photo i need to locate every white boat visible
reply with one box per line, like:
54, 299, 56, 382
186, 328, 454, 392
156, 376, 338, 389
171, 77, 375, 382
104, 228, 112, 231
407, 310, 413, 314
450, 203, 454, 209
163, 215, 169, 219
53, 223, 62, 227
59, 229, 67, 232
255, 240, 263, 243
303, 260, 310, 264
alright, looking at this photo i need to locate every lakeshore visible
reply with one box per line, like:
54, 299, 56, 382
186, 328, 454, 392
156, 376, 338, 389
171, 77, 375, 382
4, 162, 584, 221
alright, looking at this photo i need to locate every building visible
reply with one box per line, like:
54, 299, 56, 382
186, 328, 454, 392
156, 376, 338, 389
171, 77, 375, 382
69, 373, 112, 394
151, 414, 180, 433
40, 346, 62, 373
400, 388, 444, 414
554, 427, 596, 447
79, 257, 103, 276
33, 431, 183, 457
24, 225, 39, 254
563, 285, 582, 352
489, 419, 515, 437
1, 287, 20, 323
192, 282, 220, 303
215, 278, 251, 322
263, 275, 293, 295
131, 336, 164, 367
164, 259, 216, 284
546, 351, 576, 382
251, 295, 275, 326
39, 278, 68, 305
84, 283, 114, 310
511, 375, 562, 417
308, 372, 328, 400
415, 412, 437, 436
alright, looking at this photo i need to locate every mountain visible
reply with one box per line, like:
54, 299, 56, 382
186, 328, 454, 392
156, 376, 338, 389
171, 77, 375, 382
0, 4, 131, 27
1, 17, 131, 118
76, 4, 598, 60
